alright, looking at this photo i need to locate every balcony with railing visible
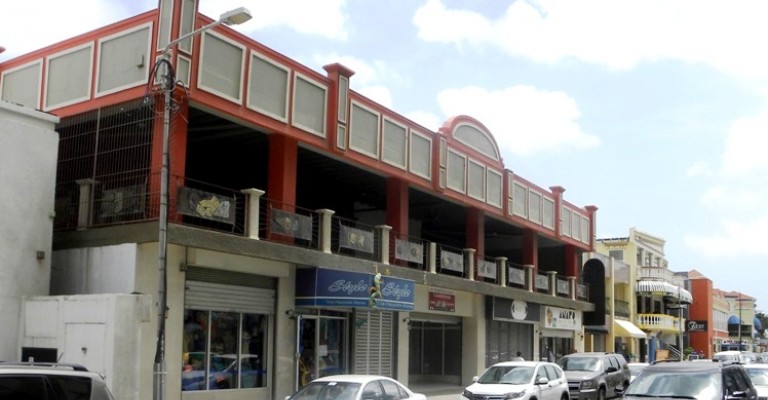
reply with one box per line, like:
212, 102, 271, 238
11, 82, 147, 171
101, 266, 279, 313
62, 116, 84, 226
637, 313, 684, 333
55, 168, 591, 302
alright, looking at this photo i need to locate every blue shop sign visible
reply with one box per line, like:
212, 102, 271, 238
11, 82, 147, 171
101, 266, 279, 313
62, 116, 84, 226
295, 267, 415, 311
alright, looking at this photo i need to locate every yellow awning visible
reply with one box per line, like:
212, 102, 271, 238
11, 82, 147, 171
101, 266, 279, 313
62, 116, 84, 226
614, 319, 647, 339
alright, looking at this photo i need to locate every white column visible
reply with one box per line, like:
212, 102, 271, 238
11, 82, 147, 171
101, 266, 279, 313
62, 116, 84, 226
524, 264, 535, 292
464, 248, 476, 281
76, 179, 96, 229
240, 188, 265, 240
376, 225, 392, 265
548, 271, 558, 296
428, 243, 437, 274
496, 256, 508, 287
316, 209, 335, 253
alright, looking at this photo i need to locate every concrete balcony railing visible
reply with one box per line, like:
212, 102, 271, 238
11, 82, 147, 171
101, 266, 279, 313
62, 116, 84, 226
63, 176, 590, 301
638, 266, 685, 286
637, 313, 684, 333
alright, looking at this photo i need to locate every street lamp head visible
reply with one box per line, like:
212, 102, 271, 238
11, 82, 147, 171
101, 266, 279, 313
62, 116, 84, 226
220, 7, 252, 26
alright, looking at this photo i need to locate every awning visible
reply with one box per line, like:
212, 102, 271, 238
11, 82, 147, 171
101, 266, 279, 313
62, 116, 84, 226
636, 280, 693, 303
614, 319, 647, 339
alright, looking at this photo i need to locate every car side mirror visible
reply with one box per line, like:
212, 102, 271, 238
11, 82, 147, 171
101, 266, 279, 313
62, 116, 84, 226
606, 366, 618, 373
473, 376, 480, 383
537, 377, 549, 385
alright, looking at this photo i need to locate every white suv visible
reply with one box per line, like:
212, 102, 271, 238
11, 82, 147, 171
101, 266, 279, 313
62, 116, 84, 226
0, 362, 114, 399
461, 361, 570, 400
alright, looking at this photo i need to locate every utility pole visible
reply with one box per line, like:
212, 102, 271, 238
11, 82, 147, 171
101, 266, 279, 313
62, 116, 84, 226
738, 292, 743, 352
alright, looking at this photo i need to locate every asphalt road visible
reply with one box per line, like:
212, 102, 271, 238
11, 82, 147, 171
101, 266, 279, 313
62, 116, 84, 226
427, 395, 457, 400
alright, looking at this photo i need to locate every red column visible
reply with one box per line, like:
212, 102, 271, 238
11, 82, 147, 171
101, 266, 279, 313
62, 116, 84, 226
522, 229, 537, 269
323, 63, 355, 151
466, 208, 484, 280
267, 135, 298, 208
386, 177, 409, 237
564, 244, 578, 277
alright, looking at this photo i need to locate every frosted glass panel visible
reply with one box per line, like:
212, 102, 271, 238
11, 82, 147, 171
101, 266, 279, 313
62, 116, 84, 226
543, 198, 555, 229
293, 76, 326, 135
350, 104, 379, 157
98, 26, 151, 93
46, 46, 91, 109
1, 63, 40, 108
447, 151, 466, 193
382, 119, 407, 168
529, 192, 541, 224
249, 55, 288, 119
468, 161, 485, 200
200, 34, 243, 100
512, 183, 527, 217
487, 170, 502, 207
410, 133, 431, 179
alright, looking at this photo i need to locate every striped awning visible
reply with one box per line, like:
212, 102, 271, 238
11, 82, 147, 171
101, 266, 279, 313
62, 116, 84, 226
636, 280, 692, 303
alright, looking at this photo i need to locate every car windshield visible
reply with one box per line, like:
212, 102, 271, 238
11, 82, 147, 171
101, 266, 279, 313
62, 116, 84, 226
626, 370, 720, 400
289, 381, 361, 400
746, 368, 768, 386
478, 366, 535, 385
558, 357, 601, 372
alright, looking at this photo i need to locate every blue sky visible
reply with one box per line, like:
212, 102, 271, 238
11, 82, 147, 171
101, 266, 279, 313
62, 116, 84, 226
3, 0, 768, 309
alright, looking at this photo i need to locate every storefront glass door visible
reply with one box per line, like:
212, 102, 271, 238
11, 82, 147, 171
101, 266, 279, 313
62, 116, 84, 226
297, 316, 347, 387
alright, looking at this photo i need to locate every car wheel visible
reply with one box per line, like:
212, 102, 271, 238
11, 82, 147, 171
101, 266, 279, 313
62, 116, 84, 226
561, 393, 569, 400
597, 387, 606, 400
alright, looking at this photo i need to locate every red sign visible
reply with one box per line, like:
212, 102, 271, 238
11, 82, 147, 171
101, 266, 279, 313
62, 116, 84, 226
429, 291, 455, 312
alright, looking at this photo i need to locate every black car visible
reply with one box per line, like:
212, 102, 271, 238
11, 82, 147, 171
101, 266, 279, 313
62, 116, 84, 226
622, 361, 757, 400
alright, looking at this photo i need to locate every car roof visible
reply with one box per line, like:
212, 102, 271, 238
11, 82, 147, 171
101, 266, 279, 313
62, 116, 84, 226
644, 361, 731, 373
490, 361, 557, 367
311, 375, 397, 384
0, 363, 104, 380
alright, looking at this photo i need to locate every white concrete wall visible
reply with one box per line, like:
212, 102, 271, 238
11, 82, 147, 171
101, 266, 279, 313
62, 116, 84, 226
20, 293, 152, 400
51, 244, 139, 295
0, 101, 59, 361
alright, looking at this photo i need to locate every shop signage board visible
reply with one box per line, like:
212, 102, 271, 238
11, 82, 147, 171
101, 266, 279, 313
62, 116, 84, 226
295, 267, 415, 311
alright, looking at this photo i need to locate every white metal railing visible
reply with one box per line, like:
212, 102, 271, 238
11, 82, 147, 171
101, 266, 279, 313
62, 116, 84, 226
637, 313, 684, 331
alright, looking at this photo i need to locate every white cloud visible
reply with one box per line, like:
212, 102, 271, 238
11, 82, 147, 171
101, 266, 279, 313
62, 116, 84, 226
686, 161, 712, 177
357, 86, 393, 108
720, 111, 768, 176
436, 85, 600, 156
684, 215, 768, 257
699, 186, 760, 209
202, 0, 348, 40
413, 0, 768, 78
1, 1, 155, 60
404, 110, 442, 131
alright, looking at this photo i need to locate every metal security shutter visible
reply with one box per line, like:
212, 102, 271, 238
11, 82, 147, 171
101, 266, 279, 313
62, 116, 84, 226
353, 310, 393, 376
185, 266, 276, 314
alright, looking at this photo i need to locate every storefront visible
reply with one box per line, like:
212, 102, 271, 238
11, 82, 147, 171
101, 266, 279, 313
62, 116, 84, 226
540, 305, 581, 361
294, 267, 414, 388
182, 266, 276, 392
486, 297, 537, 365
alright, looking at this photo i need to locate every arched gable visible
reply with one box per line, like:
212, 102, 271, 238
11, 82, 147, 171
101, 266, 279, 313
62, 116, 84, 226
440, 115, 501, 162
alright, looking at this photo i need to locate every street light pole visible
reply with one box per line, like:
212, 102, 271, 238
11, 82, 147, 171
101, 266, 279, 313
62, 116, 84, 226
152, 7, 251, 400
678, 287, 684, 361
739, 292, 743, 352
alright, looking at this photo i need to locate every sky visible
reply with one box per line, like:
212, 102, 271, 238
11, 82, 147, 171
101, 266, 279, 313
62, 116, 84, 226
3, 0, 768, 309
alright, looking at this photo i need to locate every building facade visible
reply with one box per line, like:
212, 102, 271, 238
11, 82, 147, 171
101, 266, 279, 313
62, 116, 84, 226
0, 101, 59, 361
596, 228, 692, 363
0, 2, 603, 400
